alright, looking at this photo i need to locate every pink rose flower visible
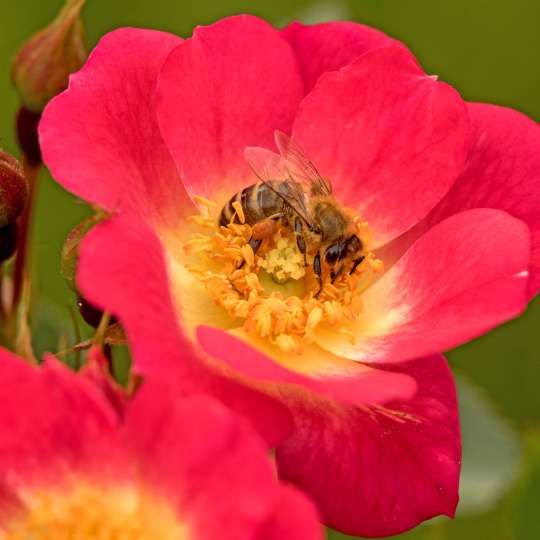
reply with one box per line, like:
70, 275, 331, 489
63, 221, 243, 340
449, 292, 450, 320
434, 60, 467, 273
0, 347, 320, 538
39, 16, 539, 536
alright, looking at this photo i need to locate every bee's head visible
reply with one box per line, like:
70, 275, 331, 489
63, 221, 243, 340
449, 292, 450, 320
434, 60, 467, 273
324, 235, 363, 265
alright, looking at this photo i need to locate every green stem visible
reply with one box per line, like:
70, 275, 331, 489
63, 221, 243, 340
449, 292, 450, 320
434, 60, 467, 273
12, 157, 40, 311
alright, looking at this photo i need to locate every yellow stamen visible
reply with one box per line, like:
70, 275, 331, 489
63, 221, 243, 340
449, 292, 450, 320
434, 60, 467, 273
369, 258, 385, 273
305, 306, 323, 334
186, 214, 214, 227
275, 334, 303, 354
241, 243, 255, 267
339, 327, 357, 345
193, 195, 218, 207
231, 200, 246, 224
323, 301, 343, 325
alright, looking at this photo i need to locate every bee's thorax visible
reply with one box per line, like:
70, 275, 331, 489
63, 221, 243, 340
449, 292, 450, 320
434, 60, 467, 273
313, 201, 349, 243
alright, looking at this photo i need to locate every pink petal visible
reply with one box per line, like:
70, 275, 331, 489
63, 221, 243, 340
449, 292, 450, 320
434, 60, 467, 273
197, 326, 417, 406
292, 46, 470, 246
39, 28, 194, 227
78, 346, 128, 416
77, 216, 292, 447
317, 208, 530, 363
0, 350, 320, 538
125, 385, 321, 539
417, 103, 540, 299
256, 485, 323, 540
276, 354, 460, 537
282, 20, 399, 92
156, 15, 304, 202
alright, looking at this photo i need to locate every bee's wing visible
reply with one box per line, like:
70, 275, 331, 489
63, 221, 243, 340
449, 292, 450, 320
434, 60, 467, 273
244, 146, 289, 182
244, 146, 313, 226
274, 130, 332, 196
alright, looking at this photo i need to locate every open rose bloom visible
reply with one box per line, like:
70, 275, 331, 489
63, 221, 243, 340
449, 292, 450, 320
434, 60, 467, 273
0, 347, 320, 539
39, 15, 540, 537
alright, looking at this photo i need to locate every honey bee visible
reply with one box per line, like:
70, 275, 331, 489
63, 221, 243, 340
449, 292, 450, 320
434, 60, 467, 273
219, 131, 366, 296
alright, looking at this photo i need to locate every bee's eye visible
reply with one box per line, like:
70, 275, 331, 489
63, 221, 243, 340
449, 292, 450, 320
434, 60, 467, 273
325, 245, 340, 264
347, 235, 362, 254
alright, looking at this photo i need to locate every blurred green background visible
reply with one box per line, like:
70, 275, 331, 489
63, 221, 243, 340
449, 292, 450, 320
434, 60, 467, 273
1, 1, 539, 538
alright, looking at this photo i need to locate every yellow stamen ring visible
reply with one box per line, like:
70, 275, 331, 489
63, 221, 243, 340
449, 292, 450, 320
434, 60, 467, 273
6, 482, 188, 540
183, 200, 383, 354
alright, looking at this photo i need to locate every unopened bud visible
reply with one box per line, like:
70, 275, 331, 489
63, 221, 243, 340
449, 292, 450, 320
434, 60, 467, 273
76, 296, 117, 328
77, 296, 105, 328
0, 150, 28, 227
16, 108, 42, 166
0, 224, 18, 263
11, 0, 87, 113
61, 216, 97, 291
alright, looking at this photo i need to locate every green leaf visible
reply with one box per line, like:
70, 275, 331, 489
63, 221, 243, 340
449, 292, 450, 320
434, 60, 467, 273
456, 374, 522, 515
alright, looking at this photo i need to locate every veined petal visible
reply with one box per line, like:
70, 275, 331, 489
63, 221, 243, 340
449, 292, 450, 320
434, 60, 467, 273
282, 20, 400, 91
39, 28, 194, 228
293, 46, 470, 247
317, 209, 530, 363
156, 15, 304, 203
419, 103, 540, 299
276, 354, 460, 537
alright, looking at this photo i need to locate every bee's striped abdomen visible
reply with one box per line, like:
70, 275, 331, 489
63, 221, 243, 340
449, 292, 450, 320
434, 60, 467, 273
219, 182, 286, 227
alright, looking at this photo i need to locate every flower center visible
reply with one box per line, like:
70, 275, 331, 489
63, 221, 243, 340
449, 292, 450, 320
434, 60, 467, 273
183, 197, 384, 354
6, 481, 188, 539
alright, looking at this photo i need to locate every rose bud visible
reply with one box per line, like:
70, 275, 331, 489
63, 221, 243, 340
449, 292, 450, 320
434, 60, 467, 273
76, 295, 105, 328
76, 296, 118, 329
0, 150, 28, 227
11, 0, 87, 114
0, 224, 18, 263
15, 108, 42, 166
60, 216, 97, 291
62, 217, 116, 328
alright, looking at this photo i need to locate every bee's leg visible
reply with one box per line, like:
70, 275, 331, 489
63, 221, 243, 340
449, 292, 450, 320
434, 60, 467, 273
350, 255, 366, 275
294, 217, 308, 266
313, 251, 323, 297
248, 236, 263, 254
331, 264, 344, 283
349, 255, 365, 275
